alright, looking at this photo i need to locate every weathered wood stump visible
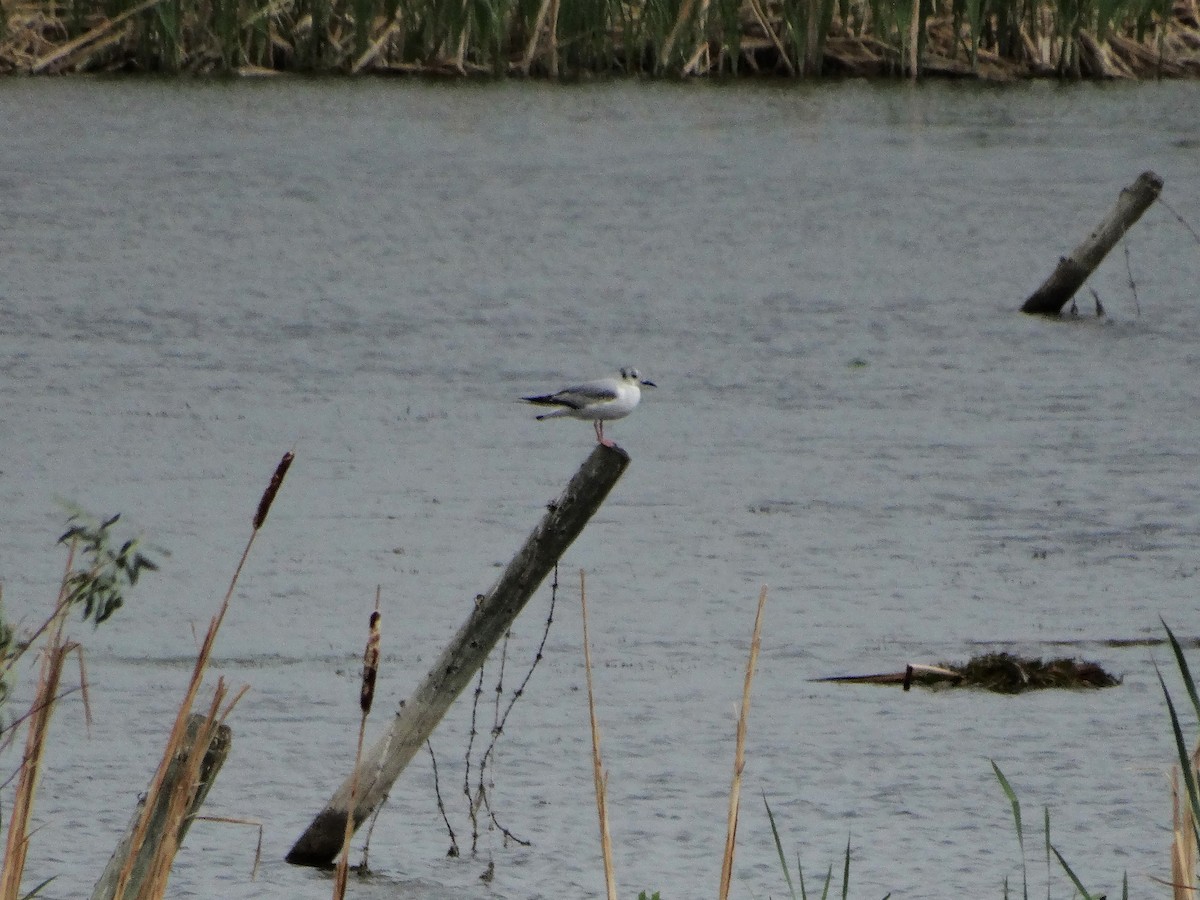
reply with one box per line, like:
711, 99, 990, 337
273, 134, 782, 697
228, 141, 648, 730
1020, 170, 1163, 316
286, 442, 631, 867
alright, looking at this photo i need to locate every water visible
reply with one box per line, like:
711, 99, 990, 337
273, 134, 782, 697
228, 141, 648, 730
2, 77, 1199, 899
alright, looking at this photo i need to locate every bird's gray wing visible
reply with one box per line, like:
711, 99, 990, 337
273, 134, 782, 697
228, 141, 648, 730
523, 378, 619, 410
554, 380, 620, 404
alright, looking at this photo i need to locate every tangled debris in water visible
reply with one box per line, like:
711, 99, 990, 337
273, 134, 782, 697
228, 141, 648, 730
816, 652, 1122, 693
949, 652, 1121, 693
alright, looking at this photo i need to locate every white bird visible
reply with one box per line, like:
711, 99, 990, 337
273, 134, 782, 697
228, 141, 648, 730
523, 367, 657, 445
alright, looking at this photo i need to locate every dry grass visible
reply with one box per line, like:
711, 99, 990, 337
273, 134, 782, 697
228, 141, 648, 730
718, 584, 768, 900
578, 579, 769, 900
0, 574, 82, 900
1171, 753, 1199, 899
580, 570, 618, 900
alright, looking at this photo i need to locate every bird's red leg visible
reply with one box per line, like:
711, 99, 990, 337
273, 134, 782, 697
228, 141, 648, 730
595, 421, 614, 447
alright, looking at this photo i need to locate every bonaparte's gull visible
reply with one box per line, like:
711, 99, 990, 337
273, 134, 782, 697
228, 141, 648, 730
523, 367, 656, 445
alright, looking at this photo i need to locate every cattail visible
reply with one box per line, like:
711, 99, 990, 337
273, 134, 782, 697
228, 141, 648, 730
253, 451, 294, 530
360, 610, 381, 716
334, 601, 382, 899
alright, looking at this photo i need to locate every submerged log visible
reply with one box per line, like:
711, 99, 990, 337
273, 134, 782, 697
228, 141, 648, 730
286, 443, 631, 868
1020, 171, 1163, 316
91, 714, 232, 900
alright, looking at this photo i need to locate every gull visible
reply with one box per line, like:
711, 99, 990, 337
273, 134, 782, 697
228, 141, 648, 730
523, 367, 657, 446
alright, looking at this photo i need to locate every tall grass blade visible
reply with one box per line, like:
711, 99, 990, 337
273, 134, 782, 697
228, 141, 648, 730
763, 795, 799, 900
841, 833, 851, 900
991, 760, 1028, 900
1043, 806, 1050, 900
1163, 619, 1200, 722
1050, 844, 1095, 900
1157, 664, 1200, 849
819, 862, 833, 900
18, 875, 56, 899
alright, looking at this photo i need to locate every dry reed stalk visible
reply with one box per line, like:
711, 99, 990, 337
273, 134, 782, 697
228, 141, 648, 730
682, 0, 713, 74
580, 571, 617, 900
0, 632, 77, 899
907, 0, 920, 75
661, 0, 700, 65
520, 0, 554, 74
547, 0, 561, 77
717, 585, 768, 900
108, 451, 292, 900
29, 0, 168, 72
191, 816, 263, 878
333, 595, 383, 899
0, 542, 83, 899
747, 0, 797, 73
682, 36, 710, 73
350, 13, 402, 73
1171, 744, 1200, 898
136, 682, 245, 898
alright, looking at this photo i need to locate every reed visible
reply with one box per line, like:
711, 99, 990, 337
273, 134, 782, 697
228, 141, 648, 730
3, 0, 1196, 77
0, 587, 78, 900
1160, 620, 1200, 898
0, 513, 159, 900
718, 584, 768, 900
332, 594, 382, 900
579, 570, 618, 900
991, 761, 1125, 900
106, 451, 291, 900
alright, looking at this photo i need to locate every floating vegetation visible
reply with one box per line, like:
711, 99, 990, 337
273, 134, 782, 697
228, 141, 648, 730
1, 0, 1197, 78
953, 652, 1121, 692
817, 651, 1122, 693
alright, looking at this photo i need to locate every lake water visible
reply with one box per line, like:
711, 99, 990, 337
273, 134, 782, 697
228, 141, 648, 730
2, 76, 1200, 899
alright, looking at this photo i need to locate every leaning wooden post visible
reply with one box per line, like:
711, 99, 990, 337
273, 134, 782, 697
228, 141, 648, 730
286, 443, 631, 867
91, 714, 232, 900
1021, 170, 1163, 316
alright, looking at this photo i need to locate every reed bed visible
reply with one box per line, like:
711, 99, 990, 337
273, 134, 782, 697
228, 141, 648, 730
1, 0, 1197, 77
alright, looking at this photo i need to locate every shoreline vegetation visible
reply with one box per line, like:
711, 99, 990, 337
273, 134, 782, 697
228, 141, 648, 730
1, 0, 1198, 80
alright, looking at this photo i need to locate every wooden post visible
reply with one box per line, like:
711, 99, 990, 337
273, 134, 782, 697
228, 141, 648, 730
91, 714, 232, 900
286, 443, 631, 867
1020, 171, 1163, 316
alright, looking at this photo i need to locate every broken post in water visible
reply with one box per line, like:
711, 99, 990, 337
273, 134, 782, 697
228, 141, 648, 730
91, 714, 232, 900
1020, 170, 1163, 316
286, 442, 632, 867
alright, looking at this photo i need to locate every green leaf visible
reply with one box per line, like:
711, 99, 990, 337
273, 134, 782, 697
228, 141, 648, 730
1156, 661, 1200, 850
763, 793, 799, 900
991, 761, 1028, 900
841, 834, 851, 900
1162, 619, 1200, 724
20, 875, 57, 899
1050, 844, 1094, 900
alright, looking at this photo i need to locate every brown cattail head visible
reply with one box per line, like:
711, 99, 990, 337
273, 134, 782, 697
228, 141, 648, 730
253, 451, 294, 530
360, 609, 381, 716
